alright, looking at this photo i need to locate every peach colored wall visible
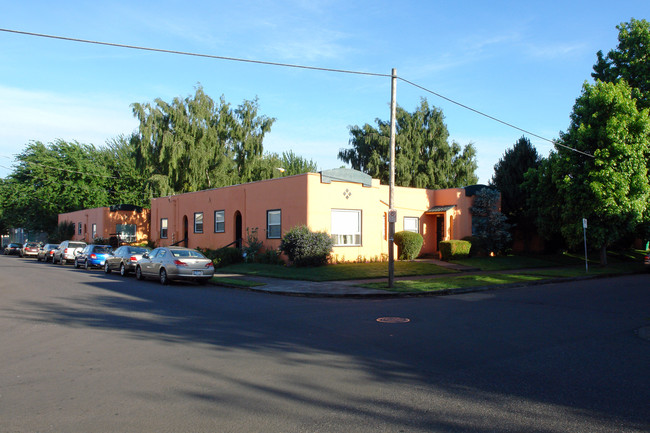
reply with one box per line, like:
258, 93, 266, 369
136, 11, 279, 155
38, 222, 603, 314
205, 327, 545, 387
151, 176, 309, 250
149, 172, 480, 261
58, 207, 150, 244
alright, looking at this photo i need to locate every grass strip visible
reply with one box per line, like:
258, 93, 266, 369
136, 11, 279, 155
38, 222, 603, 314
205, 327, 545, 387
210, 276, 266, 288
216, 261, 455, 282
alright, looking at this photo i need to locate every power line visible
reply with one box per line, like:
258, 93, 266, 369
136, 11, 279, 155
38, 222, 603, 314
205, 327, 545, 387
0, 27, 593, 158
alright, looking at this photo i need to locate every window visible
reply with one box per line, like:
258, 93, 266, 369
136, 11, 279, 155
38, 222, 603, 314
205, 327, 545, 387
267, 210, 281, 239
91, 223, 97, 239
117, 224, 137, 242
214, 210, 225, 233
194, 212, 204, 233
404, 217, 419, 233
160, 218, 168, 239
78, 222, 82, 235
331, 209, 361, 246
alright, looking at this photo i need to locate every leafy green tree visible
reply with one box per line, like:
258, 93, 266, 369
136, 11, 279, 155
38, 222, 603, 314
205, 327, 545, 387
101, 134, 148, 207
592, 18, 650, 109
547, 80, 650, 265
339, 98, 478, 188
131, 85, 275, 197
470, 187, 511, 255
279, 150, 318, 175
490, 136, 541, 231
4, 140, 113, 233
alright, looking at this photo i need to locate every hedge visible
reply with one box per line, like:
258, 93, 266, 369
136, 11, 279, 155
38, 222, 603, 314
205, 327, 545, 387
439, 240, 471, 261
393, 231, 424, 260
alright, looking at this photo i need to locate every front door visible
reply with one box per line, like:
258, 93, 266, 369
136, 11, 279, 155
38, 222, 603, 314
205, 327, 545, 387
436, 216, 444, 250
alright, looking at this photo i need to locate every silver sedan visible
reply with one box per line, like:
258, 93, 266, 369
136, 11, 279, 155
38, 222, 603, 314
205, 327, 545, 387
135, 247, 215, 285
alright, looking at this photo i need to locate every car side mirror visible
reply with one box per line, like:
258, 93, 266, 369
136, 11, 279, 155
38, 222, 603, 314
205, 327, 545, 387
142, 252, 150, 259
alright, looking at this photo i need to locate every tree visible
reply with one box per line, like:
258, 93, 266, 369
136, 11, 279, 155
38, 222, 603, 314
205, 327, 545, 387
592, 18, 650, 109
101, 134, 149, 207
339, 98, 478, 188
547, 80, 650, 265
131, 85, 275, 197
490, 136, 541, 232
470, 187, 511, 255
3, 140, 113, 233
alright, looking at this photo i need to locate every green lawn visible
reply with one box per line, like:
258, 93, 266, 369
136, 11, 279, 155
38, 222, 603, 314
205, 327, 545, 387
216, 261, 455, 282
363, 261, 644, 293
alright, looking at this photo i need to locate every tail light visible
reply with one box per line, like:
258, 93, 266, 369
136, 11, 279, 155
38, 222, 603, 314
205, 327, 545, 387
173, 260, 188, 267
205, 262, 214, 268
64, 248, 69, 254
90, 254, 97, 259
129, 256, 138, 263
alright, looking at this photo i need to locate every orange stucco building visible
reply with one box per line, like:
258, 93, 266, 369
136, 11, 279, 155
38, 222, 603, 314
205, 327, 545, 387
58, 205, 151, 244
150, 168, 483, 262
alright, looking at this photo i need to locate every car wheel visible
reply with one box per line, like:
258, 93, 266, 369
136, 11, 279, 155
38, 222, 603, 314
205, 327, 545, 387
104, 262, 111, 274
85, 260, 90, 270
159, 268, 169, 285
135, 266, 144, 280
74, 258, 80, 269
60, 257, 66, 266
120, 263, 127, 277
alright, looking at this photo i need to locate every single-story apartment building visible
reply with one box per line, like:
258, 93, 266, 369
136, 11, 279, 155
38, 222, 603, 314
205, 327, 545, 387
149, 168, 487, 262
58, 204, 151, 245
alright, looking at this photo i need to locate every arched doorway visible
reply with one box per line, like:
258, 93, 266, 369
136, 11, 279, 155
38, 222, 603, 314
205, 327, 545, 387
234, 211, 242, 249
182, 215, 188, 247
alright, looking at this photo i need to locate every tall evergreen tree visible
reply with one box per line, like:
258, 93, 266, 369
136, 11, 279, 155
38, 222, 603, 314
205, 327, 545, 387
490, 136, 541, 229
339, 98, 478, 188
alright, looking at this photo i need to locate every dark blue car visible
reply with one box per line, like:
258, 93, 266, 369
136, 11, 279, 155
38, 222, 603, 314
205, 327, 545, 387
75, 244, 113, 270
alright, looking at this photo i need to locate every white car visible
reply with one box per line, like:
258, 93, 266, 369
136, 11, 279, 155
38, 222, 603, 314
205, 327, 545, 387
52, 240, 87, 265
135, 247, 214, 285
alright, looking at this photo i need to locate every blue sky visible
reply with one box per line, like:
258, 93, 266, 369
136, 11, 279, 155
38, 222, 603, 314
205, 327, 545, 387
1, 1, 648, 183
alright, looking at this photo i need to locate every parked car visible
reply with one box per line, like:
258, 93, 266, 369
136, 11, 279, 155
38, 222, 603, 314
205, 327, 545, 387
37, 243, 60, 262
20, 242, 41, 258
104, 245, 151, 276
135, 246, 214, 285
644, 253, 650, 270
4, 243, 23, 255
75, 244, 113, 269
52, 240, 87, 265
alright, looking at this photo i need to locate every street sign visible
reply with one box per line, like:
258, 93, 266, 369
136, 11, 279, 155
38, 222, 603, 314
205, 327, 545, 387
388, 209, 397, 223
583, 218, 588, 229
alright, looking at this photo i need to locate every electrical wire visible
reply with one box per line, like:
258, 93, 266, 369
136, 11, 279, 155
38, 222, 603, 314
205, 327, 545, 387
0, 27, 594, 161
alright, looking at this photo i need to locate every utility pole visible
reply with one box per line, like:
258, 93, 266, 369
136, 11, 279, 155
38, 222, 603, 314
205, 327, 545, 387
388, 68, 397, 288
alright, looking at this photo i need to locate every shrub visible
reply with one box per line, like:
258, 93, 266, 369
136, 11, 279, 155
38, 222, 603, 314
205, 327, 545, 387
211, 247, 244, 268
280, 225, 333, 267
258, 249, 284, 265
393, 231, 424, 260
243, 227, 264, 262
49, 221, 75, 243
439, 240, 471, 261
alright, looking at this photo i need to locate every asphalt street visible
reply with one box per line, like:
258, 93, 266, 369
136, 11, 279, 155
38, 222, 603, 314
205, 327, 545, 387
1, 254, 649, 432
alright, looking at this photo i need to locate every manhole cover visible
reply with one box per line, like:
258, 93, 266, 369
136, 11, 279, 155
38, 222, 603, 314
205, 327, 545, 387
376, 317, 410, 323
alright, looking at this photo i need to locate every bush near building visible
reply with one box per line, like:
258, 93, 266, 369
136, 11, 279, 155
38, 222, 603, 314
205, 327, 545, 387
393, 231, 424, 260
280, 225, 333, 267
440, 240, 471, 261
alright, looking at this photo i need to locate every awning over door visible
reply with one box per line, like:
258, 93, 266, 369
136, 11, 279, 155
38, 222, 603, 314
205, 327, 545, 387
425, 205, 456, 213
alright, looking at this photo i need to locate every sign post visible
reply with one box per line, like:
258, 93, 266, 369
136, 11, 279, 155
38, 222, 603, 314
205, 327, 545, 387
583, 218, 588, 273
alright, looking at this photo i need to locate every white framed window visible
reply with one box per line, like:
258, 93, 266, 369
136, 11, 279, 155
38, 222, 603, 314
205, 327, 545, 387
404, 217, 419, 233
117, 224, 137, 243
91, 223, 97, 239
267, 210, 281, 239
160, 218, 168, 239
331, 209, 361, 246
214, 210, 225, 233
78, 222, 82, 235
194, 212, 204, 234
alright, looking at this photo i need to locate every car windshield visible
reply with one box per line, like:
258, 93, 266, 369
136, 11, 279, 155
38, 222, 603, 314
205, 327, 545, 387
129, 247, 149, 254
69, 243, 86, 248
171, 249, 206, 259
94, 246, 112, 254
